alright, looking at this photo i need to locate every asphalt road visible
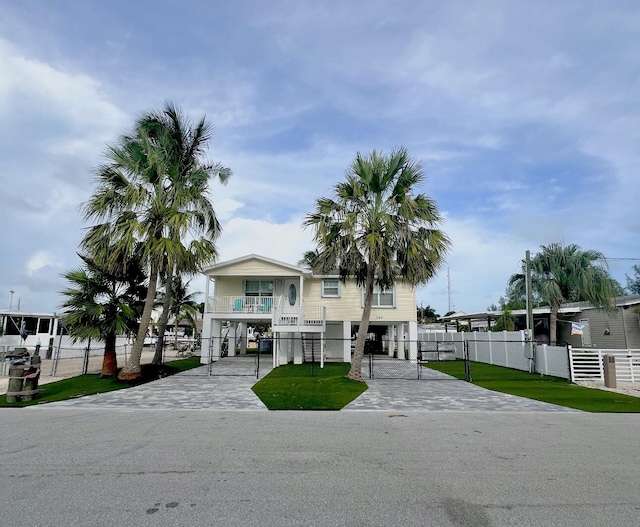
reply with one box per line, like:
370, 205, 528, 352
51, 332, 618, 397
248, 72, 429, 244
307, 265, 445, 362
1, 409, 639, 527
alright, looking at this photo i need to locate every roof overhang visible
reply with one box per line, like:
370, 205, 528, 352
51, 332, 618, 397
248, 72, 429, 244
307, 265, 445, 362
202, 253, 311, 276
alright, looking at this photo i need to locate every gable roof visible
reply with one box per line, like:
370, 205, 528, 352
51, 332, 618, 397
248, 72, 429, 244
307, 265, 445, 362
202, 254, 309, 275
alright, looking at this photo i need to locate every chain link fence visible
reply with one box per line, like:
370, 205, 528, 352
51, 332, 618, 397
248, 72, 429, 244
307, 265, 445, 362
1, 340, 199, 383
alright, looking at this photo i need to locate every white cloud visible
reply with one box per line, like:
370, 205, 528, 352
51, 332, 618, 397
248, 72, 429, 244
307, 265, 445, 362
419, 216, 531, 315
0, 38, 126, 144
217, 217, 314, 265
26, 251, 62, 276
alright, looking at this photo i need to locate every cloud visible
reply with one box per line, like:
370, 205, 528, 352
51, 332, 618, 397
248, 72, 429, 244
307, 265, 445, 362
218, 217, 314, 265
26, 251, 62, 276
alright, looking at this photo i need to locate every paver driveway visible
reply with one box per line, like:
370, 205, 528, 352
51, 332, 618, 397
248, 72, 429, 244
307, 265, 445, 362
47, 361, 575, 412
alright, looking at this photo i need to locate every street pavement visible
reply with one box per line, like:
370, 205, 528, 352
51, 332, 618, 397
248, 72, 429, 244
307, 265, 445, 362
1, 408, 638, 527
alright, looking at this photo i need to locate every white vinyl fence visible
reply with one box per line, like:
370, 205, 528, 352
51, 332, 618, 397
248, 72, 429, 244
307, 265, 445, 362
569, 348, 640, 383
419, 331, 571, 379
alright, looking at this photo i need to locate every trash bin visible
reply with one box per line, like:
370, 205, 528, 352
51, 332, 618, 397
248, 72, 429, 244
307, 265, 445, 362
259, 338, 273, 354
5, 349, 41, 403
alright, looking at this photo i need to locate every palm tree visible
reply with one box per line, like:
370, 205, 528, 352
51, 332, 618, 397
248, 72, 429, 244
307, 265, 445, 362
59, 255, 146, 377
298, 249, 322, 271
155, 276, 200, 351
303, 148, 450, 381
82, 102, 230, 380
509, 243, 617, 345
626, 265, 640, 295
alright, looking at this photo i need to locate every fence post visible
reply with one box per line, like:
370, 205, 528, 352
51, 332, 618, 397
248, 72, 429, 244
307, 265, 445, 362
488, 332, 493, 365
82, 343, 90, 375
542, 344, 548, 375
51, 344, 60, 376
256, 348, 260, 379
464, 340, 471, 382
567, 345, 575, 381
504, 331, 509, 368
598, 350, 604, 381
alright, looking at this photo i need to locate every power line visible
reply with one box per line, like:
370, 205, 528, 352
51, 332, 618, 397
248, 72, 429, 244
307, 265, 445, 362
604, 258, 640, 261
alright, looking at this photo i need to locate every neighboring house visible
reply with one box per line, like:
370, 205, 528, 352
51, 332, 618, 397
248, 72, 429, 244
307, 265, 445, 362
0, 310, 61, 355
200, 254, 419, 366
556, 296, 640, 349
439, 295, 640, 349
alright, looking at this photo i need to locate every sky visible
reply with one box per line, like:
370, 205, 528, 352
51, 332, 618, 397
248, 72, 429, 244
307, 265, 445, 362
1, 0, 639, 317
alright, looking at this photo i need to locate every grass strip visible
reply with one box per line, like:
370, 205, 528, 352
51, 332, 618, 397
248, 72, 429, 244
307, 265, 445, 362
252, 363, 367, 410
1, 357, 202, 408
426, 360, 640, 413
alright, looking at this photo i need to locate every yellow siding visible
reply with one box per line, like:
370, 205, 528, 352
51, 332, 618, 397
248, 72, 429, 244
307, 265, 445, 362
303, 278, 416, 323
214, 277, 245, 297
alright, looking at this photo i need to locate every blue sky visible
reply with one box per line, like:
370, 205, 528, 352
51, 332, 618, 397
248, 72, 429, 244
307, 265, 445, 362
1, 0, 639, 316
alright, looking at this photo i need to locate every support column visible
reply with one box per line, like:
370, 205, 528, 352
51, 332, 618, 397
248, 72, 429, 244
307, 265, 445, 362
207, 319, 222, 362
408, 321, 418, 361
227, 325, 236, 356
239, 322, 247, 355
396, 323, 405, 359
387, 325, 395, 356
273, 332, 279, 368
343, 321, 352, 362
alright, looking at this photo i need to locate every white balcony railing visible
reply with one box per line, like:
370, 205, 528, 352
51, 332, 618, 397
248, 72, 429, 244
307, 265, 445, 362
206, 297, 326, 328
273, 305, 326, 327
207, 296, 275, 314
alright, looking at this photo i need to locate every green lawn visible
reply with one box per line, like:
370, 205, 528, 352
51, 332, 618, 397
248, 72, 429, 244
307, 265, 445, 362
1, 357, 202, 408
252, 363, 367, 410
426, 360, 640, 413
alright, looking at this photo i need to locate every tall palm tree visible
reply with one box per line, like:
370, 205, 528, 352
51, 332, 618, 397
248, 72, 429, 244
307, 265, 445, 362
155, 276, 200, 350
509, 243, 617, 345
303, 148, 450, 381
60, 255, 146, 377
139, 105, 230, 366
82, 102, 230, 380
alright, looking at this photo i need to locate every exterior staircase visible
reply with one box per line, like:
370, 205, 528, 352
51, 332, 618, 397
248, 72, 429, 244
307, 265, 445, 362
302, 333, 321, 363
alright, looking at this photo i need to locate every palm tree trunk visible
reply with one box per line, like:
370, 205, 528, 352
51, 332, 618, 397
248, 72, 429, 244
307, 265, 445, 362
119, 265, 159, 380
549, 304, 559, 346
101, 333, 118, 377
347, 267, 375, 382
152, 268, 174, 365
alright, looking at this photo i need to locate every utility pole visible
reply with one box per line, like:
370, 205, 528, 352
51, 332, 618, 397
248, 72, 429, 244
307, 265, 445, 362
525, 251, 534, 340
525, 250, 536, 372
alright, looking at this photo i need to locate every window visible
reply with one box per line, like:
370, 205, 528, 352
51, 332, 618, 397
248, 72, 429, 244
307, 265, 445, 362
365, 285, 395, 307
244, 280, 273, 297
322, 279, 340, 297
38, 318, 51, 334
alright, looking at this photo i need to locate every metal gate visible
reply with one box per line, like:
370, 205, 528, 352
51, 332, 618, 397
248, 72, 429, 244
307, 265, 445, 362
202, 336, 273, 378
367, 341, 470, 381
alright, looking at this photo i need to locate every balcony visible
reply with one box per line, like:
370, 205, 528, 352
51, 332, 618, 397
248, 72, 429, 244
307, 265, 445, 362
205, 296, 326, 331
207, 296, 275, 315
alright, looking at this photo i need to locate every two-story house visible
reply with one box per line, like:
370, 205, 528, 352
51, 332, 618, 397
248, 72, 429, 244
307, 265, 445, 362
200, 254, 419, 367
